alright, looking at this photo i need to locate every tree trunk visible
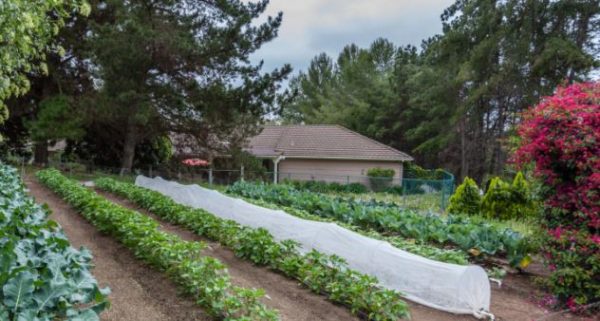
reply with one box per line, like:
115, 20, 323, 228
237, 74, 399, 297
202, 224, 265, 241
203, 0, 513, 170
33, 141, 49, 166
460, 118, 468, 180
120, 118, 138, 174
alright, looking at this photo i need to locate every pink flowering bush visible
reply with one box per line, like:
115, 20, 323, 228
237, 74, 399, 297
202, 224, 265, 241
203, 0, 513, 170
514, 82, 599, 311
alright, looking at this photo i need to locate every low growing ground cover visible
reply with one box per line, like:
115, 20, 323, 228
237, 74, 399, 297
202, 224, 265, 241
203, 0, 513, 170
36, 169, 279, 321
227, 181, 534, 267
0, 163, 109, 320
95, 177, 411, 321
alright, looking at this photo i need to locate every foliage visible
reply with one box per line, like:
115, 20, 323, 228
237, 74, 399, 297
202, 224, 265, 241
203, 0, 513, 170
404, 163, 446, 180
447, 177, 481, 215
283, 1, 599, 180
366, 168, 395, 178
0, 0, 90, 126
448, 173, 538, 220
235, 192, 469, 265
283, 180, 368, 194
227, 181, 533, 267
514, 82, 600, 310
95, 177, 411, 320
26, 95, 85, 141
481, 177, 513, 219
85, 0, 291, 170
0, 163, 108, 320
367, 168, 395, 192
36, 169, 279, 320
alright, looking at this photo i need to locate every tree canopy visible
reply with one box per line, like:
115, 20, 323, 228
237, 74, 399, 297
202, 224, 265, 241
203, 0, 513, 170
0, 0, 90, 126
284, 0, 599, 180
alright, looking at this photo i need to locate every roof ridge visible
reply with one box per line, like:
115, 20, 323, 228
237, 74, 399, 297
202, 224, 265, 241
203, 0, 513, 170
332, 124, 411, 159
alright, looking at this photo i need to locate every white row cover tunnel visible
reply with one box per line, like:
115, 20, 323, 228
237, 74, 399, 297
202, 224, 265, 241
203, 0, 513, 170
136, 176, 492, 318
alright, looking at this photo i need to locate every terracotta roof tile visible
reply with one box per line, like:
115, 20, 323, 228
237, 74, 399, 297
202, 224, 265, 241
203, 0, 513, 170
246, 125, 413, 162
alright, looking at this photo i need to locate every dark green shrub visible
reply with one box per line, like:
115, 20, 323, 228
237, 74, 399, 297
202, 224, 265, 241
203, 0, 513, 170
367, 168, 395, 192
346, 182, 368, 193
384, 185, 404, 195
481, 173, 539, 220
284, 179, 367, 194
481, 177, 513, 219
447, 177, 481, 215
509, 172, 538, 218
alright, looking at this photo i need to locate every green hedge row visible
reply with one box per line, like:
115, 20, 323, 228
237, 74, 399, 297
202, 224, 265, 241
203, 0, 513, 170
95, 177, 411, 321
36, 169, 279, 321
448, 172, 539, 220
0, 163, 109, 321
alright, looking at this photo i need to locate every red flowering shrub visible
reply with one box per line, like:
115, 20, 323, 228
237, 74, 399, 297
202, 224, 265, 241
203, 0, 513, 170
514, 82, 600, 311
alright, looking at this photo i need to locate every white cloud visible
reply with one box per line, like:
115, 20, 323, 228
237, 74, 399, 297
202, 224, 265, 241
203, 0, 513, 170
251, 0, 454, 76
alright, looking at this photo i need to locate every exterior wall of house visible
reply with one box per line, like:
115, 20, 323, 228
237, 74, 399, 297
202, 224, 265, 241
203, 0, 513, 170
277, 158, 403, 187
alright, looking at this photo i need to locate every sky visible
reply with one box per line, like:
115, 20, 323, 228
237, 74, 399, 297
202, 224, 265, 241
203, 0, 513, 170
250, 0, 455, 77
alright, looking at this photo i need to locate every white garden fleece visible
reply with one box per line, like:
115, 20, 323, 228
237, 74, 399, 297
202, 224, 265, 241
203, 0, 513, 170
136, 175, 491, 318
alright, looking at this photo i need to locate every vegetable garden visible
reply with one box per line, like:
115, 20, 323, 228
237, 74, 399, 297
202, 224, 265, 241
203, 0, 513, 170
93, 176, 411, 320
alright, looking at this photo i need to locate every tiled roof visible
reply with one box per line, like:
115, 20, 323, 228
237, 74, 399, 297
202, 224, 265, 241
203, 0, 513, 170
246, 125, 413, 162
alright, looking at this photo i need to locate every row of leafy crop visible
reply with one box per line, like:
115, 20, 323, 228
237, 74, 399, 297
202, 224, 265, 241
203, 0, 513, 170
95, 177, 411, 321
36, 169, 279, 321
0, 163, 109, 321
235, 193, 468, 265
226, 181, 534, 267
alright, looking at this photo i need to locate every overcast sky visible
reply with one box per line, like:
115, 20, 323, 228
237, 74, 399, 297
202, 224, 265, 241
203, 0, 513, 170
250, 0, 455, 77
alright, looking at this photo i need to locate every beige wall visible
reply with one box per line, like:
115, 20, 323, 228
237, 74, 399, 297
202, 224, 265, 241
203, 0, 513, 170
277, 158, 403, 186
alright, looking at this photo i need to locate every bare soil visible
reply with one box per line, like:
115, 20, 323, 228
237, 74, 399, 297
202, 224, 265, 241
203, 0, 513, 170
24, 176, 211, 321
23, 174, 596, 321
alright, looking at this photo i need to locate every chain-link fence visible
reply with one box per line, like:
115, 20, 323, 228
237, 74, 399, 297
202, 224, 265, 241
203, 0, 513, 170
3, 155, 455, 212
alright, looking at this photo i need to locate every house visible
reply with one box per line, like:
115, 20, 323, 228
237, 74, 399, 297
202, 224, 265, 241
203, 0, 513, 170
246, 125, 413, 185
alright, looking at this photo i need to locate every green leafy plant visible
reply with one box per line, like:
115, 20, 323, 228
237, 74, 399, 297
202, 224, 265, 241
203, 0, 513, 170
227, 181, 533, 267
447, 177, 481, 215
0, 163, 109, 321
283, 179, 368, 194
481, 177, 513, 219
367, 168, 395, 192
36, 169, 279, 320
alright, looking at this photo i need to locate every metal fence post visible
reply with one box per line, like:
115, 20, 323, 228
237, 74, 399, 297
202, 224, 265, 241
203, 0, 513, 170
208, 168, 213, 186
240, 165, 244, 182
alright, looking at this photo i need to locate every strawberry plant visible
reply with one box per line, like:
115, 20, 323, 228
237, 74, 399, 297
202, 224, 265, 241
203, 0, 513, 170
0, 163, 109, 321
36, 169, 279, 320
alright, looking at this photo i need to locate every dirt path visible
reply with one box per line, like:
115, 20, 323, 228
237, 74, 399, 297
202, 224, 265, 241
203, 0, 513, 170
23, 176, 211, 321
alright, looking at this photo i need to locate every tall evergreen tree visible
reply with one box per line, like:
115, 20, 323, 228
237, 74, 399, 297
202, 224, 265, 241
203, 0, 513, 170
87, 0, 290, 171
